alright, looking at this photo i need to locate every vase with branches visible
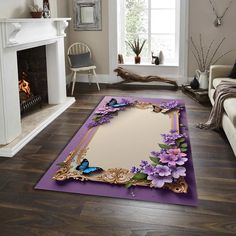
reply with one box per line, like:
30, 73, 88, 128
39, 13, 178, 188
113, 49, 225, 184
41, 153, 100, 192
190, 34, 233, 89
190, 35, 233, 72
126, 38, 146, 64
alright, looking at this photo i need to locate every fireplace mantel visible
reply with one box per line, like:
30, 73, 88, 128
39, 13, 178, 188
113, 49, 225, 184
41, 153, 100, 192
0, 18, 75, 157
0, 18, 70, 48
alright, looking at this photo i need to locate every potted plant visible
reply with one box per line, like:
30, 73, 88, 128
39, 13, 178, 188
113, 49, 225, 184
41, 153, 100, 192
126, 38, 146, 64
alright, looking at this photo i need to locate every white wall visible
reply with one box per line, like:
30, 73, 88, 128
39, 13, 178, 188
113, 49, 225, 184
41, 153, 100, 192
0, 0, 32, 18
0, 0, 58, 18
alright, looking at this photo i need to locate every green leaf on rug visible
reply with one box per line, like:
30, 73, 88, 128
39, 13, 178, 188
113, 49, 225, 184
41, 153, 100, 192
132, 173, 147, 180
181, 148, 188, 152
176, 138, 185, 146
125, 182, 133, 188
56, 162, 66, 167
149, 156, 159, 165
181, 143, 188, 148
159, 143, 170, 149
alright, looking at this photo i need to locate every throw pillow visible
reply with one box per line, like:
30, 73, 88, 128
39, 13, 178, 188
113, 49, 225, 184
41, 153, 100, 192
69, 52, 94, 68
229, 62, 236, 78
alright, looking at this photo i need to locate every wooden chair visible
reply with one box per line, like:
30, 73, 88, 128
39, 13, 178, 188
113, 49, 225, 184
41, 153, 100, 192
67, 42, 100, 95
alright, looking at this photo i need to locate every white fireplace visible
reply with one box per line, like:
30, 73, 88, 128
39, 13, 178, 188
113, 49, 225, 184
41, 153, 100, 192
0, 18, 75, 157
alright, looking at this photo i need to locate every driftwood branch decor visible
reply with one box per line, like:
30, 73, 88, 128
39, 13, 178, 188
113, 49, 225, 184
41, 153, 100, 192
113, 67, 178, 88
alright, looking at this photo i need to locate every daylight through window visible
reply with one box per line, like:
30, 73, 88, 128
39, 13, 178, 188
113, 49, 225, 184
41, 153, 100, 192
118, 0, 180, 65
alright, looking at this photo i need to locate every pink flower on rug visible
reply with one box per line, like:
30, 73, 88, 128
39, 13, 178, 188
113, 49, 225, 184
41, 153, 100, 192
159, 152, 178, 166
168, 148, 187, 157
159, 148, 187, 166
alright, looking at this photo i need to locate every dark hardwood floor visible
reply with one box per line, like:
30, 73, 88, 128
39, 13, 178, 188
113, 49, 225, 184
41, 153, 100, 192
0, 83, 235, 236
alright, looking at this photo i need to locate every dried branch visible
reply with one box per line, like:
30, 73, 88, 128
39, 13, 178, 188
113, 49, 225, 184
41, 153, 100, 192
190, 35, 232, 72
206, 37, 226, 68
200, 34, 205, 71
190, 36, 203, 71
191, 49, 202, 70
204, 39, 214, 69
211, 49, 234, 66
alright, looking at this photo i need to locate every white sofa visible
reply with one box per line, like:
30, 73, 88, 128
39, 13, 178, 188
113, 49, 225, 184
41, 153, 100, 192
209, 65, 236, 156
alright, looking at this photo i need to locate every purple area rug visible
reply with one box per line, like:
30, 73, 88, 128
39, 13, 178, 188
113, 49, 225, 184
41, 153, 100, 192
35, 96, 198, 206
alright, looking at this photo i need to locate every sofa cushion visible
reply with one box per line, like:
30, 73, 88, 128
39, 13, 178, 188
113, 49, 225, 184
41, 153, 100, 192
223, 98, 236, 127
212, 78, 236, 89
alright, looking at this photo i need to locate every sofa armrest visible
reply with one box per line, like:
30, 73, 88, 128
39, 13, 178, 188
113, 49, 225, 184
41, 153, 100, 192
209, 65, 233, 91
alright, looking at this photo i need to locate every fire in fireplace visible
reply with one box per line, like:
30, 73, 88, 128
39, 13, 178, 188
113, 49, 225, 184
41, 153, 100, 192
17, 46, 48, 115
18, 71, 42, 115
19, 72, 31, 99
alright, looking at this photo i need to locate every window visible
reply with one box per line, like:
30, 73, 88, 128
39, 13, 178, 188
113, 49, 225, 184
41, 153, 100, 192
118, 0, 180, 65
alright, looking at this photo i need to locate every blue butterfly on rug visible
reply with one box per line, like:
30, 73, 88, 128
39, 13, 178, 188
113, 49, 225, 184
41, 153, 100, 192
76, 159, 103, 175
106, 98, 128, 108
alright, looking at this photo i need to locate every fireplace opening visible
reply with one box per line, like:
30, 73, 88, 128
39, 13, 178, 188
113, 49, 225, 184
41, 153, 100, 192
17, 46, 48, 115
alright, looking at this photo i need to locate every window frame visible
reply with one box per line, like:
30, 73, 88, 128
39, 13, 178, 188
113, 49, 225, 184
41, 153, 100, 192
118, 0, 180, 65
108, 0, 189, 84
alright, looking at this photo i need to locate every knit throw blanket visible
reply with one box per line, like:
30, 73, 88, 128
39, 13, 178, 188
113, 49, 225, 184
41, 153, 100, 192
197, 81, 236, 130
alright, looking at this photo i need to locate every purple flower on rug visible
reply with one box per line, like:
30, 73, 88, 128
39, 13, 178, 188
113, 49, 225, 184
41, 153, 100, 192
176, 157, 188, 166
142, 164, 156, 175
159, 152, 178, 166
98, 115, 113, 124
170, 166, 186, 179
155, 165, 171, 176
88, 98, 134, 129
161, 132, 185, 146
147, 174, 173, 188
120, 98, 134, 106
88, 114, 113, 128
175, 156, 188, 166
95, 107, 121, 115
127, 128, 189, 189
160, 100, 178, 110
150, 151, 160, 157
170, 129, 177, 134
159, 148, 187, 166
140, 160, 149, 168
130, 166, 140, 174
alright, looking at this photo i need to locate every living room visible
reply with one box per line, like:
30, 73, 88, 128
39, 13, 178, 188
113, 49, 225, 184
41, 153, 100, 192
0, 0, 236, 235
